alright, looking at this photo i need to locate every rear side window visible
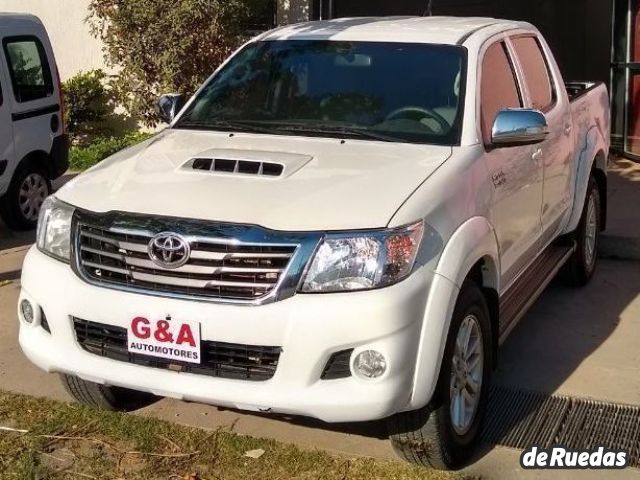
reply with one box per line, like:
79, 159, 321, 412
511, 36, 554, 111
480, 41, 522, 144
3, 36, 53, 103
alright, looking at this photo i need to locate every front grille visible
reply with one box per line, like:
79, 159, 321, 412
75, 223, 298, 302
40, 309, 51, 334
73, 318, 281, 381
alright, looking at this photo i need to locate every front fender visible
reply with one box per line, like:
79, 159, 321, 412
406, 217, 499, 410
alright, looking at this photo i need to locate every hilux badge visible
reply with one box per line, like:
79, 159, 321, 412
148, 232, 191, 269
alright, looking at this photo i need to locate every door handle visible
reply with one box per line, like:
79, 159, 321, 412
532, 148, 543, 162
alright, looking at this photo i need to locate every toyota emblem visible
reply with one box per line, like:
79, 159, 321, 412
148, 232, 191, 269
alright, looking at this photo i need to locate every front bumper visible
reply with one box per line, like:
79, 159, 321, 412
19, 247, 432, 423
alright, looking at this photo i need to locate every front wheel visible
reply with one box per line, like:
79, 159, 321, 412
387, 281, 493, 470
60, 374, 157, 411
0, 161, 51, 231
561, 176, 601, 287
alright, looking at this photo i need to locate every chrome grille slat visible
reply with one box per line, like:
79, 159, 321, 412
80, 246, 125, 261
187, 250, 229, 261
80, 231, 149, 253
130, 272, 275, 289
221, 252, 293, 259
76, 221, 299, 302
125, 257, 218, 275
124, 257, 282, 275
81, 260, 131, 276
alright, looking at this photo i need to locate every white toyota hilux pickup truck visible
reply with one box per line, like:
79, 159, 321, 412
19, 17, 610, 469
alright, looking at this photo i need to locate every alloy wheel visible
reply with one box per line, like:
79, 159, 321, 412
450, 314, 484, 436
19, 173, 49, 221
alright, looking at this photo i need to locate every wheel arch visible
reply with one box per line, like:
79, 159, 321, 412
18, 150, 53, 179
592, 150, 607, 231
407, 217, 500, 411
564, 126, 608, 234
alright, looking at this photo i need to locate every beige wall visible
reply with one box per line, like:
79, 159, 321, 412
1, 0, 312, 81
2, 0, 105, 81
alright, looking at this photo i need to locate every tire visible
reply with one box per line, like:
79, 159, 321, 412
560, 176, 601, 287
60, 374, 157, 411
0, 160, 51, 231
387, 281, 493, 470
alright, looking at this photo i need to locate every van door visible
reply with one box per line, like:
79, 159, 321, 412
480, 39, 544, 290
0, 21, 60, 229
0, 61, 15, 196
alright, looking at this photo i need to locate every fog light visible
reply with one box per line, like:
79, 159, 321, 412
20, 299, 35, 324
354, 350, 387, 379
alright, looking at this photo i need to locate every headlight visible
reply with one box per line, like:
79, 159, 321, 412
37, 196, 75, 262
300, 221, 424, 293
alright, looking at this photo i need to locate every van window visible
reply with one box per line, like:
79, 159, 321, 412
3, 36, 53, 103
480, 41, 522, 144
511, 36, 555, 111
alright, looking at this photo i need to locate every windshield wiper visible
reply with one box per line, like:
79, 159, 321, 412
274, 124, 403, 143
176, 119, 405, 143
174, 119, 284, 135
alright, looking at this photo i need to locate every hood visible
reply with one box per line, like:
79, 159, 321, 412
57, 129, 452, 231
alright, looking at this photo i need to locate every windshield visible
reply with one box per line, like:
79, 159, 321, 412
175, 40, 467, 145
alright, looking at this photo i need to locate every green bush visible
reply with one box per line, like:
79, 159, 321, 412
88, 0, 264, 124
69, 132, 154, 171
62, 70, 112, 142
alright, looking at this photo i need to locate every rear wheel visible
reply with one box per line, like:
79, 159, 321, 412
387, 281, 492, 470
561, 176, 601, 287
60, 374, 156, 411
0, 160, 51, 231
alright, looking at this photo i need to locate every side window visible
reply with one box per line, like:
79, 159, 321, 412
3, 36, 53, 103
480, 41, 522, 144
511, 36, 554, 111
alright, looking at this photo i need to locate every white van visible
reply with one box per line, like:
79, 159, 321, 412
0, 13, 68, 230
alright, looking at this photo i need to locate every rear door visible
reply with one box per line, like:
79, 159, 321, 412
509, 34, 573, 245
481, 38, 544, 290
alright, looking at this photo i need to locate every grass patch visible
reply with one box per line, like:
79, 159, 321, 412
69, 132, 154, 171
0, 390, 459, 480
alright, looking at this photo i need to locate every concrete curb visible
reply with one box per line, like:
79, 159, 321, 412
600, 234, 640, 262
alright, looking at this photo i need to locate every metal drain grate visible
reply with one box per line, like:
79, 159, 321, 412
483, 386, 640, 467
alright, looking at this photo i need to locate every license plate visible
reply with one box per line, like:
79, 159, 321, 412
127, 316, 201, 364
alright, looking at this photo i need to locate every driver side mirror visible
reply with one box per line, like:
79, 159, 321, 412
491, 109, 549, 147
156, 94, 186, 124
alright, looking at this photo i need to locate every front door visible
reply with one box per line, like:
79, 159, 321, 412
480, 39, 544, 290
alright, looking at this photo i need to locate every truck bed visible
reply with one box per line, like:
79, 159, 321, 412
565, 81, 603, 102
566, 81, 610, 156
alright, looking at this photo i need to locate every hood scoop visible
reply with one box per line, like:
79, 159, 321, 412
189, 157, 284, 177
181, 149, 313, 179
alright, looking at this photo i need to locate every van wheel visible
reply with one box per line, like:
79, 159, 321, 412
60, 374, 156, 411
387, 281, 492, 470
0, 160, 51, 231
561, 176, 601, 287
